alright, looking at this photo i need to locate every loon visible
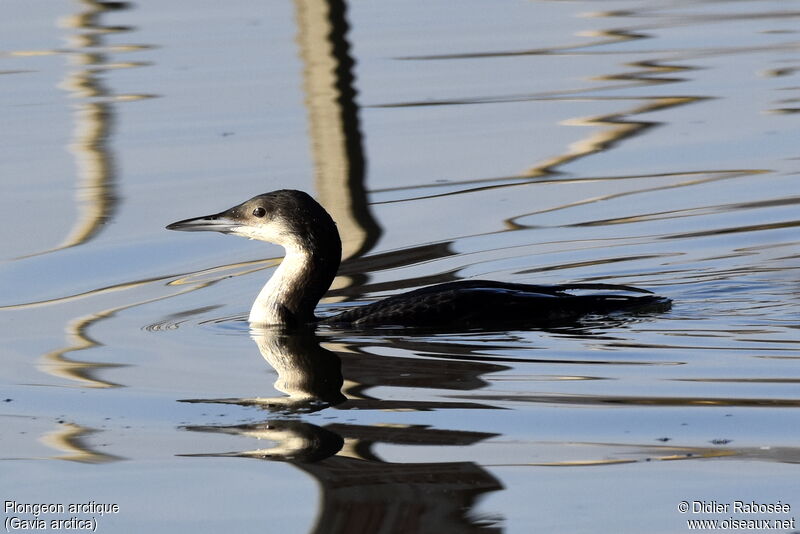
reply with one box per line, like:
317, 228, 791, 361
166, 189, 671, 328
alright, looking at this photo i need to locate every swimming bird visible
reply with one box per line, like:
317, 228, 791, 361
166, 189, 671, 328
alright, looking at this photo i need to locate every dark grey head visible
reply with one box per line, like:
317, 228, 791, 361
166, 189, 341, 255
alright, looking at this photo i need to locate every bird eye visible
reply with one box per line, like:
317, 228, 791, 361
252, 207, 266, 218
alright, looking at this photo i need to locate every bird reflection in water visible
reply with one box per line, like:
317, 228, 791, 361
184, 419, 502, 533
181, 327, 505, 533
182, 326, 507, 414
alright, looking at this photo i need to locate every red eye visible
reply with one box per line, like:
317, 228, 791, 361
253, 207, 266, 217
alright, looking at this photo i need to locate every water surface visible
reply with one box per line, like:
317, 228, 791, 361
1, 1, 799, 533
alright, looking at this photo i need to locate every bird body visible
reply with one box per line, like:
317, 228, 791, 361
167, 190, 670, 328
320, 280, 668, 328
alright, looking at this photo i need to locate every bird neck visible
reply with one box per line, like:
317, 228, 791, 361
248, 239, 341, 327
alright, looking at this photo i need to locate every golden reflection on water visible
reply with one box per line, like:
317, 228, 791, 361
39, 313, 127, 389
294, 0, 379, 262
39, 422, 122, 464
55, 1, 149, 254
294, 0, 384, 311
16, 0, 153, 260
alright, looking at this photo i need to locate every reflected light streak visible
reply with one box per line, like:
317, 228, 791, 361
39, 422, 122, 463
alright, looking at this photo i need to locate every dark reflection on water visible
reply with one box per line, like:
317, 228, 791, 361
182, 328, 505, 532
182, 328, 506, 414
178, 312, 798, 531
184, 419, 502, 533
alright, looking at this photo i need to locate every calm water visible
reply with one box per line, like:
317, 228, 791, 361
2, 1, 799, 533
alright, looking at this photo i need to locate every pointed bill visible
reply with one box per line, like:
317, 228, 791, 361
165, 213, 240, 234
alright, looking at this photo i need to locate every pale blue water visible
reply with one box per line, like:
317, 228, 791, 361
2, 1, 799, 533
